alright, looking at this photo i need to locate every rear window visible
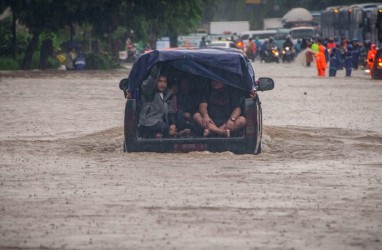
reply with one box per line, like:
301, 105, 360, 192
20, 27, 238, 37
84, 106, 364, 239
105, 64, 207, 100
241, 34, 249, 40
252, 33, 271, 39
290, 29, 314, 39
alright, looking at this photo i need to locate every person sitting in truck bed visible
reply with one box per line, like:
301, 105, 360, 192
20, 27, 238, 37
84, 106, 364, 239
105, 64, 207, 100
167, 77, 196, 137
193, 79, 246, 137
138, 64, 172, 138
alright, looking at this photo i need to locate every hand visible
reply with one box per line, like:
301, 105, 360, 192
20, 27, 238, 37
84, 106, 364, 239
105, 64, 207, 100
202, 116, 212, 129
169, 125, 177, 136
250, 89, 257, 99
226, 119, 234, 131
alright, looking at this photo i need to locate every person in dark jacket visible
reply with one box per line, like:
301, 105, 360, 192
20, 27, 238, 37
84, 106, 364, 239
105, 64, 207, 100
335, 43, 344, 70
138, 64, 172, 138
351, 41, 360, 70
167, 78, 195, 137
329, 48, 339, 77
345, 44, 353, 77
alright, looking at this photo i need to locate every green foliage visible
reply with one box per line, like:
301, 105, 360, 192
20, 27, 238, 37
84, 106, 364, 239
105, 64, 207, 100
0, 57, 19, 70
0, 51, 61, 70
2, 0, 205, 69
9, 0, 377, 70
0, 18, 31, 56
46, 56, 61, 69
85, 53, 119, 70
30, 51, 40, 69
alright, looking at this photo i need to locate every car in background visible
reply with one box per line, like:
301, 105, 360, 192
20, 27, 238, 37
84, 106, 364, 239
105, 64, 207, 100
205, 34, 235, 44
119, 48, 274, 154
178, 35, 202, 47
207, 41, 241, 49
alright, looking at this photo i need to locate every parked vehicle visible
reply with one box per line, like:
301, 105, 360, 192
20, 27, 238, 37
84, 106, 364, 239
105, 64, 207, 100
321, 4, 381, 44
289, 26, 318, 44
119, 48, 274, 154
207, 41, 241, 49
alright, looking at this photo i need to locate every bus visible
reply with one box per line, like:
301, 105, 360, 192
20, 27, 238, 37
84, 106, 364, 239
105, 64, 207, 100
320, 3, 381, 44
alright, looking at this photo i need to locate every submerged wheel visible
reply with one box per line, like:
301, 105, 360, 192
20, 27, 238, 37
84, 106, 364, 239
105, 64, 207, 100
244, 98, 262, 154
124, 99, 138, 152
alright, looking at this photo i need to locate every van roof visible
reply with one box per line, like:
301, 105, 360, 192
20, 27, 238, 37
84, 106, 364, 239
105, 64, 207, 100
289, 26, 315, 31
239, 30, 277, 36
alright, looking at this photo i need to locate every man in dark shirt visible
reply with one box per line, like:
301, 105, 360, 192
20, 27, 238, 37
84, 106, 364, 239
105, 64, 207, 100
193, 80, 246, 137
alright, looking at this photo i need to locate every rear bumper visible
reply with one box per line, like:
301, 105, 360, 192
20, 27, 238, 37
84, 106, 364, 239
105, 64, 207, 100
123, 98, 262, 154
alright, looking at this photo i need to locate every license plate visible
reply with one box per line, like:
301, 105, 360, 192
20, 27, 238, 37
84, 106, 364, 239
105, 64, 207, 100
174, 143, 207, 152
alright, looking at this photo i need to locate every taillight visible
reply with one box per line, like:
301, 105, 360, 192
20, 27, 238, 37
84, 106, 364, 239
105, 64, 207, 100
237, 41, 244, 48
378, 58, 382, 67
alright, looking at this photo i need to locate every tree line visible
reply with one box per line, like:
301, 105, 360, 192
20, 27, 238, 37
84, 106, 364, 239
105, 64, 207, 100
0, 0, 379, 70
0, 0, 203, 69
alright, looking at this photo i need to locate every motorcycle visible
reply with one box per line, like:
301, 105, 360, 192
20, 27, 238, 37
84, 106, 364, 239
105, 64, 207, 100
282, 46, 295, 63
245, 46, 256, 62
260, 45, 280, 63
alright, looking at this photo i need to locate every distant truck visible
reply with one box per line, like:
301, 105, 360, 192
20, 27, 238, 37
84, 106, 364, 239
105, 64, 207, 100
263, 18, 282, 30
209, 21, 249, 35
289, 26, 319, 43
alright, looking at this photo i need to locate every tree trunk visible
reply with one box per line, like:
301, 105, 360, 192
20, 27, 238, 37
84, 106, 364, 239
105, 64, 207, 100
11, 11, 17, 59
169, 34, 178, 48
149, 31, 158, 50
169, 26, 178, 48
39, 38, 53, 69
70, 23, 75, 42
110, 36, 119, 61
21, 33, 39, 70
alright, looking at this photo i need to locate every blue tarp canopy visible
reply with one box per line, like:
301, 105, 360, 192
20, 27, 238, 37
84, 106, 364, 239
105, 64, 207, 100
127, 48, 256, 92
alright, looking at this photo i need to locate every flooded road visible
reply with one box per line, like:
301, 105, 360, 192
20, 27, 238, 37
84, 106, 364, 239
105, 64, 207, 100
0, 62, 381, 249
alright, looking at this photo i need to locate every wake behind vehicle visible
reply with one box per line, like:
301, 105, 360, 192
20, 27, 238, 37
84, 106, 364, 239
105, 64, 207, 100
119, 47, 274, 154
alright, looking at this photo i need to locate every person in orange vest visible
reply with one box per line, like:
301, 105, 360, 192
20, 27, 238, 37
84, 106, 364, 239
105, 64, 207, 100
315, 43, 327, 77
367, 43, 377, 76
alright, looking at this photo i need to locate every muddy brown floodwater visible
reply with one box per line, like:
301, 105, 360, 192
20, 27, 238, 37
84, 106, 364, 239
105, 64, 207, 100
0, 61, 381, 250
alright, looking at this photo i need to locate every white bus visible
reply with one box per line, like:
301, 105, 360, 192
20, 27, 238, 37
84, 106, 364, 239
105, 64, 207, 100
239, 30, 277, 44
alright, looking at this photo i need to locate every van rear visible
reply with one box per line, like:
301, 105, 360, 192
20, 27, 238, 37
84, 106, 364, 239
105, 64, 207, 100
289, 26, 317, 43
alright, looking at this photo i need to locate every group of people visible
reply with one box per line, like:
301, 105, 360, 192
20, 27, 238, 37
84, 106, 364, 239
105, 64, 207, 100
57, 46, 86, 70
245, 36, 296, 63
136, 63, 248, 139
301, 37, 378, 77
